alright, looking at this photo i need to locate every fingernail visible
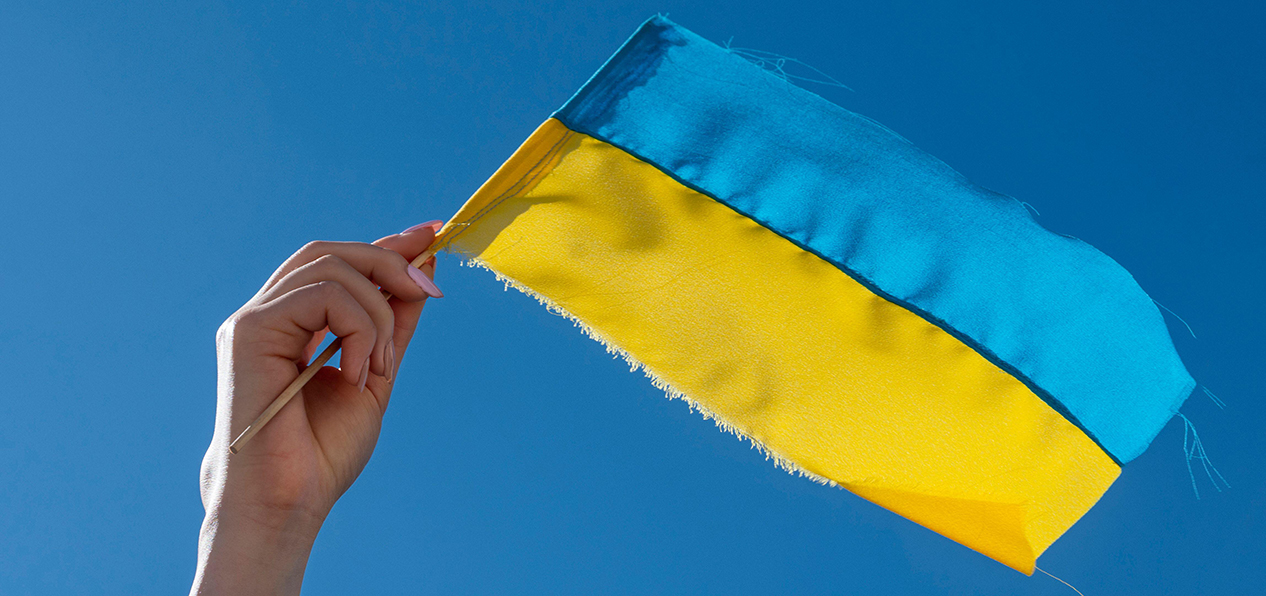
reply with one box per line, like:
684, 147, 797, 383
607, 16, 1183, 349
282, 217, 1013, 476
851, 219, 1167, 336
403, 220, 443, 234
384, 340, 396, 383
357, 356, 370, 392
407, 266, 444, 298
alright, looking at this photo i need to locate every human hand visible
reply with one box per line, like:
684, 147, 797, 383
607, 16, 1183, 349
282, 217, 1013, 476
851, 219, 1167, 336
190, 221, 444, 595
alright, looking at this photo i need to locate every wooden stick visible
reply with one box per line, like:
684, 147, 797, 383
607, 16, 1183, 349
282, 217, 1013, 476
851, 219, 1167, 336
228, 240, 445, 454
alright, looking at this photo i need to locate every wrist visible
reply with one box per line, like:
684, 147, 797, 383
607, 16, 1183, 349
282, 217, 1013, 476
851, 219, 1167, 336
190, 502, 325, 596
199, 436, 333, 539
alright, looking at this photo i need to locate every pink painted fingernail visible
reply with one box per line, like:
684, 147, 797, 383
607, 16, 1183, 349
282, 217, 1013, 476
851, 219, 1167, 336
384, 340, 396, 383
407, 266, 444, 298
403, 220, 443, 234
357, 356, 370, 392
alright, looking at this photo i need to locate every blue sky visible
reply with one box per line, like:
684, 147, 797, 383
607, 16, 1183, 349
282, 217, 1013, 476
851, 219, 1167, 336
1, 1, 1262, 594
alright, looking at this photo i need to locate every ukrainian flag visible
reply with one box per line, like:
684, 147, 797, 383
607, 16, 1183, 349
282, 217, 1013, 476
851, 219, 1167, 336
435, 16, 1193, 573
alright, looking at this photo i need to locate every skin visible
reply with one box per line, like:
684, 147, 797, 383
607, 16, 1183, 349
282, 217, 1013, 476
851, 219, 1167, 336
191, 222, 444, 595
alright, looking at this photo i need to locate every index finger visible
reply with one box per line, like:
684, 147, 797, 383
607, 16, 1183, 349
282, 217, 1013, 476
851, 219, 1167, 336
259, 228, 441, 304
372, 220, 445, 263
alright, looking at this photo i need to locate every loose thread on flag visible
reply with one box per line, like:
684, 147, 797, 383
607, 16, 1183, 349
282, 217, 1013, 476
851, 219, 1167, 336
720, 36, 851, 90
1177, 412, 1229, 499
1201, 386, 1226, 410
1035, 567, 1087, 596
1153, 299, 1197, 339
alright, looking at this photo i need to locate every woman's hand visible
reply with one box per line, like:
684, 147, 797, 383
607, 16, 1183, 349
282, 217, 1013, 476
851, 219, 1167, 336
191, 221, 445, 596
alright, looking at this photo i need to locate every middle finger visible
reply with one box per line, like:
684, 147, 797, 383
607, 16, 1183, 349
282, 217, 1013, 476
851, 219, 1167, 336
258, 254, 398, 376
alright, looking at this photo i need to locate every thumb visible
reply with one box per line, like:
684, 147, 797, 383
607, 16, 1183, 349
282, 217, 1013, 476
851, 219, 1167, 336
370, 221, 444, 383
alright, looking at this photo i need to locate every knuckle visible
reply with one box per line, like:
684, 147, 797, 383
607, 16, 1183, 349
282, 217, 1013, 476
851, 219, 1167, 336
295, 240, 323, 260
384, 249, 409, 270
368, 293, 395, 324
378, 308, 396, 330
214, 317, 234, 345
310, 279, 347, 298
216, 309, 261, 345
298, 240, 330, 256
230, 307, 266, 328
309, 253, 347, 270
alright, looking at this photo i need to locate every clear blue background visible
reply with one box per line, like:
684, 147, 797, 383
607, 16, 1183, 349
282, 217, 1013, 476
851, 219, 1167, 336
1, 1, 1261, 594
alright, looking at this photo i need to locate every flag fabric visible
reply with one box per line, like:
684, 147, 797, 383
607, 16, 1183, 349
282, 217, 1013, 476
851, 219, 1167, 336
434, 16, 1193, 573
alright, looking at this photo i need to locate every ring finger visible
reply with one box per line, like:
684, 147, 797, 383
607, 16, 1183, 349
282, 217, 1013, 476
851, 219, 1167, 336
256, 254, 396, 377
